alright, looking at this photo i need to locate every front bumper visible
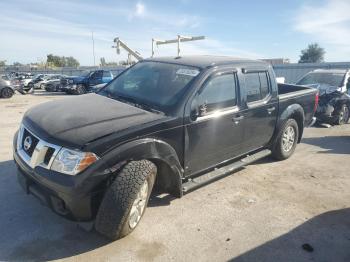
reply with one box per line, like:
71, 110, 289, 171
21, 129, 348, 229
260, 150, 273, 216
315, 105, 337, 124
13, 132, 109, 221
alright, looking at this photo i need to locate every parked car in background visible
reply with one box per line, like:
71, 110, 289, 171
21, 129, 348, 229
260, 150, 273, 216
296, 69, 350, 125
35, 74, 62, 89
44, 75, 67, 92
1, 75, 11, 85
14, 56, 318, 240
16, 74, 34, 88
25, 74, 46, 91
61, 70, 113, 95
0, 78, 15, 98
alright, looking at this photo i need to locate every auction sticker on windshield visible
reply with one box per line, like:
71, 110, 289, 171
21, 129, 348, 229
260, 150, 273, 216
176, 68, 200, 77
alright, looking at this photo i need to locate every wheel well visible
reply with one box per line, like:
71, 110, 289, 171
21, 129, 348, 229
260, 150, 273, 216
290, 113, 304, 143
149, 159, 182, 198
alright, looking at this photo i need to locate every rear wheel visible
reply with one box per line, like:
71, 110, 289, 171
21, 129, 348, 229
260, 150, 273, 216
271, 119, 299, 160
1, 87, 14, 98
95, 160, 157, 240
334, 104, 349, 125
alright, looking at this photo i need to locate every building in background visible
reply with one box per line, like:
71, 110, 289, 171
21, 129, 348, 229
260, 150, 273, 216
261, 58, 290, 65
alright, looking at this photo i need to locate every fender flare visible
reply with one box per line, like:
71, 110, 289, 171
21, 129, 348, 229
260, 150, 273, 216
102, 138, 184, 197
275, 104, 305, 143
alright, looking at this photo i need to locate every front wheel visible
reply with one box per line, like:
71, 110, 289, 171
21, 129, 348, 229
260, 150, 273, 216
75, 85, 85, 95
95, 160, 157, 240
334, 104, 349, 125
1, 87, 14, 98
271, 119, 299, 160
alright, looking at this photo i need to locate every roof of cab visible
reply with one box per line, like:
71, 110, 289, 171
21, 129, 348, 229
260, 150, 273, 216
143, 55, 268, 69
312, 69, 349, 74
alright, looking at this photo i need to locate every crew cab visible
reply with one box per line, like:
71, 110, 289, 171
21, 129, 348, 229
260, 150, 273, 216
296, 69, 350, 125
13, 56, 318, 240
61, 70, 113, 95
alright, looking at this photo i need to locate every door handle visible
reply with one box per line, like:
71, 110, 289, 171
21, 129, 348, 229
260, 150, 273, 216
267, 107, 276, 114
232, 115, 244, 124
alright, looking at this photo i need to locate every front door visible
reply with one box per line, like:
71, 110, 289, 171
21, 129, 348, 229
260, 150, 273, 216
185, 71, 245, 175
240, 71, 278, 152
89, 71, 103, 87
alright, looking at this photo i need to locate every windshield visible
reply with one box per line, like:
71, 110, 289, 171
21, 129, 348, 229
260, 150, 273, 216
297, 72, 345, 87
99, 61, 200, 112
80, 71, 92, 77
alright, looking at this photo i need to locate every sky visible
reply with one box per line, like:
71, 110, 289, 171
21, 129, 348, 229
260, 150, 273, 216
0, 0, 349, 65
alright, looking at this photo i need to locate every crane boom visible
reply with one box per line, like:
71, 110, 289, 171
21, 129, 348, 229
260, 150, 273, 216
113, 37, 143, 63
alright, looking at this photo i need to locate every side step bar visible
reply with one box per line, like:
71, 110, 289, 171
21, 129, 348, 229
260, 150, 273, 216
182, 149, 271, 193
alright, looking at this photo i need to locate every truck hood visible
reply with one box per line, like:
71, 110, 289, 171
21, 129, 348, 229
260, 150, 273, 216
23, 93, 165, 148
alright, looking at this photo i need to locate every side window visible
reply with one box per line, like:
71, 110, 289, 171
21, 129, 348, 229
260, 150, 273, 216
91, 71, 102, 79
245, 73, 261, 103
245, 72, 270, 103
198, 73, 237, 114
259, 72, 269, 98
103, 71, 111, 78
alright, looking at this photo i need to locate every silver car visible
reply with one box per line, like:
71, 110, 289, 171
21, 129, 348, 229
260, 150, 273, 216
0, 78, 15, 98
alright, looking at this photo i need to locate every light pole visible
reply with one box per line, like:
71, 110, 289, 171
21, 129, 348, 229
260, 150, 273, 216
92, 31, 96, 67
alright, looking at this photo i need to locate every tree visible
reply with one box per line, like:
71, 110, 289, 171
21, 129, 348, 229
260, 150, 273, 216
298, 43, 325, 63
100, 57, 106, 66
13, 62, 23, 66
65, 56, 80, 67
46, 54, 80, 67
0, 60, 6, 67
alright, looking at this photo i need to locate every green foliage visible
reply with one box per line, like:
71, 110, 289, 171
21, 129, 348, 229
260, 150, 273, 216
298, 43, 325, 63
46, 54, 80, 67
0, 60, 6, 67
100, 57, 119, 66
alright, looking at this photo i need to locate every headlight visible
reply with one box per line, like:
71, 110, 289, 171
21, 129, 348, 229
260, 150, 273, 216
51, 148, 99, 175
68, 79, 74, 84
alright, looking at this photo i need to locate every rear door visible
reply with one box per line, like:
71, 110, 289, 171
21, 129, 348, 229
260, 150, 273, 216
102, 71, 113, 83
240, 70, 278, 153
185, 69, 245, 175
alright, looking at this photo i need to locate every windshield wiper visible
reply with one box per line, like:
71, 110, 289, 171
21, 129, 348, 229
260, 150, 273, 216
113, 94, 163, 114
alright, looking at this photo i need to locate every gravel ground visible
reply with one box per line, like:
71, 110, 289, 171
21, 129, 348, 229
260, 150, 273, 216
0, 91, 349, 262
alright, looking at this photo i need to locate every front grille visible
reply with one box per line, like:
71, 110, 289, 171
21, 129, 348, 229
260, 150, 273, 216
21, 129, 39, 157
17, 125, 62, 169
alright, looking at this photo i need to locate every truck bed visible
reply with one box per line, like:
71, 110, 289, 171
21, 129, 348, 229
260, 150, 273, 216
278, 83, 316, 99
277, 83, 318, 127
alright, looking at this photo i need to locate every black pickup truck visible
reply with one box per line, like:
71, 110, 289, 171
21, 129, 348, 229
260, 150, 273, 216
13, 56, 318, 240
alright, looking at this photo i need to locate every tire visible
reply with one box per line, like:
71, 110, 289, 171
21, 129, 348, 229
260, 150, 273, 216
95, 160, 157, 240
45, 85, 52, 92
27, 82, 34, 90
1, 87, 14, 98
334, 104, 349, 125
271, 119, 299, 160
75, 85, 85, 95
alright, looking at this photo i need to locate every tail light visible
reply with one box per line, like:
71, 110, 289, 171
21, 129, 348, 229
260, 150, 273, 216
313, 92, 319, 113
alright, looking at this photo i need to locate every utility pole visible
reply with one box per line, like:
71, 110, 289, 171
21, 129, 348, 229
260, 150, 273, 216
152, 35, 205, 57
91, 31, 96, 67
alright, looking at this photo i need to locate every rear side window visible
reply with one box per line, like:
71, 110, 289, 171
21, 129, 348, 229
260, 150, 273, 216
198, 73, 237, 113
245, 72, 270, 103
103, 71, 111, 78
